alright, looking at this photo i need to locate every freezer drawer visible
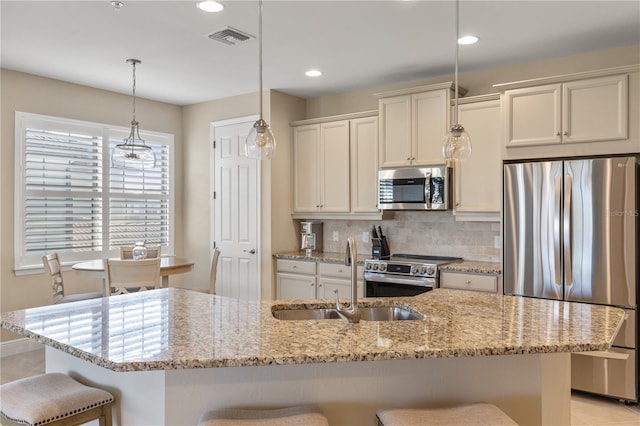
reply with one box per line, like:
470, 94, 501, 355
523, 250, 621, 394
572, 348, 637, 402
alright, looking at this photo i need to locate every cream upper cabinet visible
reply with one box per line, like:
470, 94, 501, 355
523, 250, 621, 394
320, 120, 351, 212
379, 87, 451, 168
350, 116, 379, 213
291, 111, 382, 220
504, 74, 628, 147
453, 97, 501, 219
292, 125, 320, 212
378, 95, 411, 167
412, 90, 450, 165
292, 120, 350, 213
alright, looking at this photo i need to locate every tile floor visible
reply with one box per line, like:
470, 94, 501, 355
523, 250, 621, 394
1, 348, 639, 425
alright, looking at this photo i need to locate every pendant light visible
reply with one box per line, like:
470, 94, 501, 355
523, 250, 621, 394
442, 0, 471, 163
111, 59, 156, 169
245, 0, 276, 160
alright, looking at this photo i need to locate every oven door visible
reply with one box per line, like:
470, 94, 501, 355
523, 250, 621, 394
365, 273, 436, 297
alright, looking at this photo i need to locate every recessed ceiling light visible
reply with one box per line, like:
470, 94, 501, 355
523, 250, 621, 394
305, 70, 322, 77
458, 35, 479, 45
197, 1, 224, 13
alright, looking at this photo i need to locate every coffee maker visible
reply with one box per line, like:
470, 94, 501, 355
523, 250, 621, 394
300, 221, 323, 256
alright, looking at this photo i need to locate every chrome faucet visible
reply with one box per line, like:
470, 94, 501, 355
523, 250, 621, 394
334, 237, 360, 323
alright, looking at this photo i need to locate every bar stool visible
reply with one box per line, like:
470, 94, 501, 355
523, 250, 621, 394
198, 405, 329, 426
376, 403, 518, 426
0, 373, 114, 426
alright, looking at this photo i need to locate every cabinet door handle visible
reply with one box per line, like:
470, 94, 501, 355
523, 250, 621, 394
563, 131, 569, 136
310, 282, 315, 286
556, 132, 561, 136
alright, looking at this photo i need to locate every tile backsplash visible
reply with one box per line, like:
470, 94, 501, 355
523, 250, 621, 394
315, 212, 500, 263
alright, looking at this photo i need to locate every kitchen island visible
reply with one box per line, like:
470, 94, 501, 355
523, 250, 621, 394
0, 288, 625, 426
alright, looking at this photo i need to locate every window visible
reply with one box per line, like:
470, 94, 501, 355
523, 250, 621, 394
15, 112, 174, 273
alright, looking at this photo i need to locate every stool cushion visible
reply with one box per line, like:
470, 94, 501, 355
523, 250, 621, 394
376, 403, 518, 426
198, 405, 329, 426
0, 373, 114, 426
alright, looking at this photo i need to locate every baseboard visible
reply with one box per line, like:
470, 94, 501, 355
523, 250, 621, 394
0, 338, 44, 357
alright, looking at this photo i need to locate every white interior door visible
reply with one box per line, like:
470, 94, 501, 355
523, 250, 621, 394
211, 117, 260, 300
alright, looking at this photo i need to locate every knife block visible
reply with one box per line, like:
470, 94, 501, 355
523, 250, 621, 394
372, 237, 390, 259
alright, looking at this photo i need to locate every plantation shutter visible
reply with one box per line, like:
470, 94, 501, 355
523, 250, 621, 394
23, 126, 103, 255
108, 138, 170, 249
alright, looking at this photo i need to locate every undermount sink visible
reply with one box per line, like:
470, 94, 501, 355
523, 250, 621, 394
272, 306, 424, 321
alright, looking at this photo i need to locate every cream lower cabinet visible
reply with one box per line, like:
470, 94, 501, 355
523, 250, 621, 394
276, 259, 317, 299
317, 262, 364, 299
292, 120, 350, 213
453, 96, 501, 220
504, 74, 628, 147
378, 86, 451, 168
440, 271, 498, 293
276, 259, 363, 300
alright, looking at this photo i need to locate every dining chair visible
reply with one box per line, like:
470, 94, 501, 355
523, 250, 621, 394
42, 253, 103, 304
209, 248, 221, 295
119, 245, 161, 259
104, 258, 161, 295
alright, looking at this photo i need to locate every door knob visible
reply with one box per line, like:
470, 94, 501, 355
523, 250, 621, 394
243, 249, 256, 254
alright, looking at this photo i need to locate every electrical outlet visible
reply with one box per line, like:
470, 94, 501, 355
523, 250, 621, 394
494, 236, 501, 249
362, 231, 370, 243
333, 231, 339, 241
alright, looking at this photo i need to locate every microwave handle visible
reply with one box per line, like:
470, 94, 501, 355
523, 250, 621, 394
424, 172, 432, 208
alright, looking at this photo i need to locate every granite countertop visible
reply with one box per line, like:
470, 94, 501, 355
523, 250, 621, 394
275, 252, 501, 274
274, 250, 369, 265
440, 260, 501, 275
1, 288, 624, 373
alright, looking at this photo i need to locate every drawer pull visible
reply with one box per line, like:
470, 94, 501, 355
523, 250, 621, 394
465, 280, 471, 284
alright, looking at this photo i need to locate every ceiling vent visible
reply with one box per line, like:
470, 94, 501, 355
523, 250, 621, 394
207, 27, 254, 45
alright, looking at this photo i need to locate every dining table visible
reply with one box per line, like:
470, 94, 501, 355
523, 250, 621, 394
72, 257, 195, 295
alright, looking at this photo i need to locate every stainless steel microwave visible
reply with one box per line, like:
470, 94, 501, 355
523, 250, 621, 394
378, 166, 452, 210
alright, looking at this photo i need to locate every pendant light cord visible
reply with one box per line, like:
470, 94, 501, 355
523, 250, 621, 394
454, 0, 459, 126
258, 0, 263, 119
131, 60, 137, 123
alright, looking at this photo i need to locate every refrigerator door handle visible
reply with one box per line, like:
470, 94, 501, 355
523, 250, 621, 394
553, 175, 562, 285
563, 174, 573, 292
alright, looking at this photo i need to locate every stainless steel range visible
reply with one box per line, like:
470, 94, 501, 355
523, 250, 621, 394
364, 254, 462, 297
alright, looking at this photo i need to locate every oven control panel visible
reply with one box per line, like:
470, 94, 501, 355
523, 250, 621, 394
364, 260, 437, 278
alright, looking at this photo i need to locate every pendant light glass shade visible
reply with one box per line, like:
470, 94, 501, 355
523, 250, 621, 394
442, 123, 471, 162
112, 59, 156, 169
246, 118, 276, 159
245, 0, 276, 160
442, 0, 471, 163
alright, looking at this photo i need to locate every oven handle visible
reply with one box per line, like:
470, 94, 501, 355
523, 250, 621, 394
364, 273, 435, 288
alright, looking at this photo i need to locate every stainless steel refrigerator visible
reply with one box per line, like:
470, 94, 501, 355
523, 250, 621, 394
503, 155, 638, 403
